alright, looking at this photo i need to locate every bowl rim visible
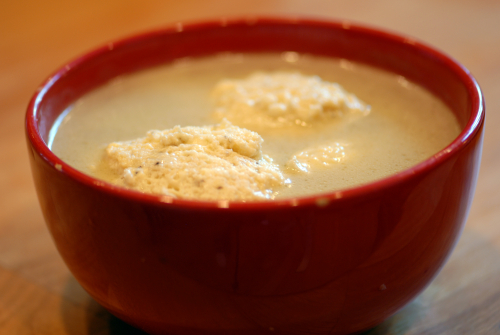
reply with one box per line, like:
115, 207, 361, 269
25, 16, 485, 211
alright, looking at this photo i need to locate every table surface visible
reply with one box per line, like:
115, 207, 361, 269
1, 1, 500, 334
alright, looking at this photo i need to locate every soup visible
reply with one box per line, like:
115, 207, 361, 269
49, 53, 460, 199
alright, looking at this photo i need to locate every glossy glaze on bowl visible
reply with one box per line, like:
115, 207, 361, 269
26, 17, 484, 335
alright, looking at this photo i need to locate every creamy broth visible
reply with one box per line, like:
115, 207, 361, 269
50, 53, 461, 199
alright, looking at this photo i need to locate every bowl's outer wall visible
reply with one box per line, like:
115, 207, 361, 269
26, 19, 484, 335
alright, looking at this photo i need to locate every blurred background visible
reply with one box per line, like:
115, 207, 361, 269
1, 0, 499, 334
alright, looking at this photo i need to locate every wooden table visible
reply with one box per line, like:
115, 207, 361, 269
1, 1, 499, 334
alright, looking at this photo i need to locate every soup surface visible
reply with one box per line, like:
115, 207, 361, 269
50, 53, 461, 199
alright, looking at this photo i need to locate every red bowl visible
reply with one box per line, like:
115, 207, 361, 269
25, 17, 484, 334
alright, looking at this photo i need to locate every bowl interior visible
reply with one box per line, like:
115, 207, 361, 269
27, 17, 484, 207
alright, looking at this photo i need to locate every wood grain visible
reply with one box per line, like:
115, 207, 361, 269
1, 0, 499, 334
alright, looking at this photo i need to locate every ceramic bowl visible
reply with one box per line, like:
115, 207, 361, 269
26, 17, 484, 335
